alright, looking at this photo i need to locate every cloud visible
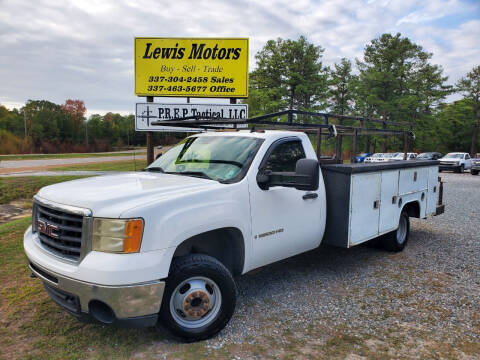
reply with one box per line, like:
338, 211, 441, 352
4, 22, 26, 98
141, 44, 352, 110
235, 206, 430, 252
0, 0, 478, 115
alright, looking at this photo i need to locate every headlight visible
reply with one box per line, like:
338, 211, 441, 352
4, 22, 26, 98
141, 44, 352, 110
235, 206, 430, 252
92, 218, 143, 253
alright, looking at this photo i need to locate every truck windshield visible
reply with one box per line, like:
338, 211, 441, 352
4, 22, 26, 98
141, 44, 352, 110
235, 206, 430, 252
146, 136, 264, 182
444, 153, 464, 159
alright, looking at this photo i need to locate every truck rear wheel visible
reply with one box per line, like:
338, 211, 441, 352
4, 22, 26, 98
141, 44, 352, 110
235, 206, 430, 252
472, 169, 479, 175
381, 211, 410, 252
159, 254, 236, 341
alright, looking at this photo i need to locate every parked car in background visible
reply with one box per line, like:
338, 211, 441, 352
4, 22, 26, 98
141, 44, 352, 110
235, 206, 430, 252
417, 152, 442, 160
382, 153, 400, 162
364, 153, 384, 163
391, 152, 417, 161
354, 152, 373, 163
471, 156, 480, 175
439, 152, 472, 173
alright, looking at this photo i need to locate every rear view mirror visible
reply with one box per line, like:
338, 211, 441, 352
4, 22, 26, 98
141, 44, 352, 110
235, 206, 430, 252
256, 158, 319, 191
294, 158, 319, 191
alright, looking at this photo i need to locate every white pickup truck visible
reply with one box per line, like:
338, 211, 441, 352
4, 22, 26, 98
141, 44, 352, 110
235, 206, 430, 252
24, 130, 444, 341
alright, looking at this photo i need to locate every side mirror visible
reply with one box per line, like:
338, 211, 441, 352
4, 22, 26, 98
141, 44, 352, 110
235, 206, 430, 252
256, 158, 319, 191
294, 158, 319, 191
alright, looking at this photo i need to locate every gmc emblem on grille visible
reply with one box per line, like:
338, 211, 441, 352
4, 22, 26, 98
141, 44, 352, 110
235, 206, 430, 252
37, 219, 59, 238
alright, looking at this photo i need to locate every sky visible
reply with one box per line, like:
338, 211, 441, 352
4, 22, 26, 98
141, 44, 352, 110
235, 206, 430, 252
0, 0, 479, 117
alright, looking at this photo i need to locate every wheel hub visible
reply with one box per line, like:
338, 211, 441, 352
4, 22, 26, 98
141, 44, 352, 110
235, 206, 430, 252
183, 290, 211, 318
170, 276, 222, 329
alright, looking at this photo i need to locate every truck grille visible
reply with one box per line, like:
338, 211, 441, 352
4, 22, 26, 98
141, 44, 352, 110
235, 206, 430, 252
34, 202, 84, 261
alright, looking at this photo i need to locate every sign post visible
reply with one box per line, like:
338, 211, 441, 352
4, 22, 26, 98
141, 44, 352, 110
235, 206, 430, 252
146, 96, 154, 165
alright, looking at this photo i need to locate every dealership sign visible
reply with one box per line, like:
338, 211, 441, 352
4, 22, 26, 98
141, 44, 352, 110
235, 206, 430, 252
135, 38, 249, 98
135, 103, 248, 132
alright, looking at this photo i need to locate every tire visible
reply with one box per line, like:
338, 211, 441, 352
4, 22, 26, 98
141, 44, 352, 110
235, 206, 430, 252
457, 164, 464, 173
381, 211, 410, 252
472, 169, 479, 175
159, 254, 236, 342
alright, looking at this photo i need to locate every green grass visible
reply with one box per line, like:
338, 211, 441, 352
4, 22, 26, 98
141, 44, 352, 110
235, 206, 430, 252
0, 176, 88, 204
0, 218, 215, 360
0, 151, 146, 161
54, 160, 148, 172
0, 218, 158, 360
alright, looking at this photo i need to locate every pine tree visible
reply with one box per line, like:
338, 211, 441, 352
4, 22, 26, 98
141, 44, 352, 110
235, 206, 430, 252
456, 66, 480, 155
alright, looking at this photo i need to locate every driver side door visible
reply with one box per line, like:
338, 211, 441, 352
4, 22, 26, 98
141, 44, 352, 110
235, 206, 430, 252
248, 138, 323, 269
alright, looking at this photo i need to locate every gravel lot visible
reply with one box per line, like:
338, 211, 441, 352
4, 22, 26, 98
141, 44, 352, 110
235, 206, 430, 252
4, 172, 477, 359
146, 171, 480, 358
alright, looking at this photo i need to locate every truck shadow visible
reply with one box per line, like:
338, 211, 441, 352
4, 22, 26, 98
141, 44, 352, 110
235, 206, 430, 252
236, 240, 386, 300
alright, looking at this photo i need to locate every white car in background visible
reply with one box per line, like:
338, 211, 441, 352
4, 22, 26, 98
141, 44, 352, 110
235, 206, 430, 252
391, 152, 418, 161
383, 153, 400, 161
439, 152, 472, 173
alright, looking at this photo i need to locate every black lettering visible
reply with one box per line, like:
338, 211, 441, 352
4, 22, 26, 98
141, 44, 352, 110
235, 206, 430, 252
232, 48, 241, 60
143, 43, 152, 58
182, 109, 188, 117
172, 43, 178, 58
174, 108, 179, 117
161, 48, 173, 59
211, 44, 219, 59
153, 48, 161, 59
177, 47, 185, 59
188, 43, 205, 59
218, 48, 226, 59
203, 47, 212, 59
158, 108, 165, 118
225, 48, 233, 59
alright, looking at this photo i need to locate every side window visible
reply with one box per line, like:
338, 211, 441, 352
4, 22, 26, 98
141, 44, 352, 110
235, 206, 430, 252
263, 140, 306, 172
466, 154, 470, 159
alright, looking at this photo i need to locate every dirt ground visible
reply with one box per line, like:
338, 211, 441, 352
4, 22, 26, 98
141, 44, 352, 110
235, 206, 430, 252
0, 200, 31, 224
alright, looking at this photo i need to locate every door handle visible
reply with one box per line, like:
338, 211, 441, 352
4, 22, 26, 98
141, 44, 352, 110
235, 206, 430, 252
303, 193, 318, 200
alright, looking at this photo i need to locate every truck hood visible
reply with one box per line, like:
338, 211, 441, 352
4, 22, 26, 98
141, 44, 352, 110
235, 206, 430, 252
37, 172, 219, 217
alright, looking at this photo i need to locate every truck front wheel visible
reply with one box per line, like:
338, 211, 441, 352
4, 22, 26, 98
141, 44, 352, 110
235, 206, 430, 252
159, 254, 236, 341
381, 211, 410, 252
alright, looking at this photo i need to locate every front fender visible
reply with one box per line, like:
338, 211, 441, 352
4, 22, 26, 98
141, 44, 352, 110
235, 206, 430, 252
120, 180, 252, 257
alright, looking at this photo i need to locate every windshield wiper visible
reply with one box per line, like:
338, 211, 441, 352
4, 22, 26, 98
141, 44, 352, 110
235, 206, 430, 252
166, 171, 214, 181
144, 166, 164, 173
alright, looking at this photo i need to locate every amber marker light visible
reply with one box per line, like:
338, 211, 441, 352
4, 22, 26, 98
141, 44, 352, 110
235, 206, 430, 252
123, 219, 144, 253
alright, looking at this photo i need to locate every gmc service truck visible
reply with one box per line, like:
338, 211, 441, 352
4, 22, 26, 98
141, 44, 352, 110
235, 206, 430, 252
24, 130, 444, 341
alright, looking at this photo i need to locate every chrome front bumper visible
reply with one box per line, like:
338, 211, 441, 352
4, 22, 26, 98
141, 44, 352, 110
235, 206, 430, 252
28, 260, 165, 326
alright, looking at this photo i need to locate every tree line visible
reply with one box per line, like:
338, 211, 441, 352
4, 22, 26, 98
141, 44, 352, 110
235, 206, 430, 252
1, 32, 479, 156
245, 33, 480, 156
0, 100, 176, 154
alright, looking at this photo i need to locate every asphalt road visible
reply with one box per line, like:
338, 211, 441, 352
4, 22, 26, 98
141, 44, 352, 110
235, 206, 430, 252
0, 155, 146, 169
